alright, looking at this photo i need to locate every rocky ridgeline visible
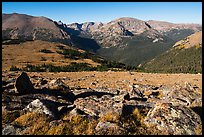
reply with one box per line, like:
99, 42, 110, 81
2, 72, 202, 135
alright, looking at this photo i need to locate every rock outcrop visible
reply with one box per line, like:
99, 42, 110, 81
144, 102, 202, 135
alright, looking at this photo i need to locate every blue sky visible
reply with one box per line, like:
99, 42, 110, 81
2, 2, 202, 24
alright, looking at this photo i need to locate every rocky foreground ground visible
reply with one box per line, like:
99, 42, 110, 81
2, 71, 202, 135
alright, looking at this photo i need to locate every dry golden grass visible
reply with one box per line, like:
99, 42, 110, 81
2, 110, 20, 128
132, 108, 144, 123
99, 111, 120, 123
47, 123, 72, 135
2, 40, 100, 71
63, 114, 98, 135
4, 108, 200, 135
195, 124, 202, 135
173, 31, 202, 49
13, 112, 50, 135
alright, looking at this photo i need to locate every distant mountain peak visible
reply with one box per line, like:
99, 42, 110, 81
111, 17, 143, 22
2, 13, 71, 44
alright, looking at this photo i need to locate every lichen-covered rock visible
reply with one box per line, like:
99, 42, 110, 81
166, 86, 202, 107
2, 124, 22, 135
15, 72, 34, 94
95, 121, 126, 135
130, 84, 163, 99
74, 94, 124, 118
144, 102, 202, 135
23, 99, 58, 119
2, 125, 16, 135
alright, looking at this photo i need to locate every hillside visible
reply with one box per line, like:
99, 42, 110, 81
141, 31, 202, 73
97, 29, 175, 66
2, 40, 137, 72
173, 31, 202, 49
2, 40, 98, 70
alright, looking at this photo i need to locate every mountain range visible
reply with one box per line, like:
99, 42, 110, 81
2, 13, 202, 70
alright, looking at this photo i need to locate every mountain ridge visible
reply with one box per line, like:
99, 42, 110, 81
2, 13, 202, 67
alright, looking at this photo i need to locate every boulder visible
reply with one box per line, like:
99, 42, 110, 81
23, 99, 58, 119
74, 95, 124, 118
144, 102, 202, 135
166, 86, 202, 107
15, 72, 34, 94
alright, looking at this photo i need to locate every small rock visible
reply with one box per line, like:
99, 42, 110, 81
69, 108, 87, 116
161, 87, 171, 97
112, 94, 126, 102
40, 78, 48, 85
2, 106, 7, 111
91, 82, 97, 85
48, 78, 69, 90
58, 104, 75, 115
184, 82, 194, 91
124, 93, 130, 100
151, 86, 160, 90
2, 125, 17, 135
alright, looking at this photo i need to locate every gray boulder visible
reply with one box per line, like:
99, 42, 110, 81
23, 99, 58, 119
144, 102, 202, 135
